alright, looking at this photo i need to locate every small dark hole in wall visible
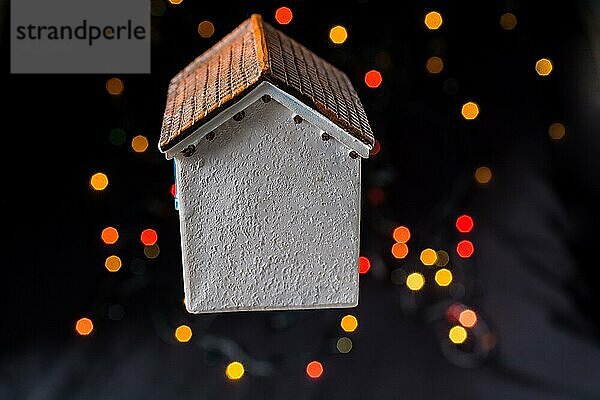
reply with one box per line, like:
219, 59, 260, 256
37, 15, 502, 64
233, 111, 245, 121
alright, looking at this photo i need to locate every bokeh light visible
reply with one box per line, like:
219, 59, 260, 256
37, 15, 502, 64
170, 183, 177, 197
101, 226, 119, 245
364, 70, 382, 88
426, 56, 444, 74
370, 140, 381, 156
391, 242, 409, 259
406, 272, 425, 291
535, 58, 553, 76
392, 226, 411, 243
174, 325, 192, 342
75, 317, 94, 336
449, 325, 468, 344
456, 240, 475, 258
109, 128, 126, 145
336, 337, 353, 353
104, 255, 122, 272
358, 256, 371, 274
500, 13, 517, 30
475, 166, 492, 184
106, 78, 124, 95
435, 268, 453, 287
461, 102, 480, 120
306, 361, 324, 379
420, 248, 438, 266
424, 11, 443, 30
275, 7, 293, 25
459, 309, 478, 328
144, 244, 160, 259
548, 122, 566, 140
168, 0, 183, 4
198, 21, 215, 38
435, 250, 449, 267
340, 315, 358, 333
132, 135, 149, 153
329, 25, 348, 45
140, 229, 158, 246
226, 361, 245, 380
455, 214, 474, 233
90, 172, 109, 191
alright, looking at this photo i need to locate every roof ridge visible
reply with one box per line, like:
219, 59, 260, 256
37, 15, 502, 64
250, 14, 270, 77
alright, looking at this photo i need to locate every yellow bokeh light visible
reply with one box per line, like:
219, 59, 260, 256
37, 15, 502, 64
449, 325, 467, 344
132, 135, 149, 153
500, 13, 517, 30
168, 0, 183, 4
435, 250, 449, 267
424, 11, 443, 30
461, 102, 480, 120
336, 337, 353, 353
420, 248, 438, 266
90, 172, 109, 191
104, 255, 122, 272
226, 361, 245, 380
535, 58, 553, 76
144, 244, 160, 259
548, 122, 566, 140
406, 272, 425, 291
340, 315, 358, 333
174, 325, 192, 342
434, 268, 453, 286
475, 166, 492, 184
426, 56, 444, 74
198, 21, 215, 38
329, 25, 348, 45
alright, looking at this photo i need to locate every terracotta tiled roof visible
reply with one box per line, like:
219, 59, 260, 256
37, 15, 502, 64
159, 14, 374, 152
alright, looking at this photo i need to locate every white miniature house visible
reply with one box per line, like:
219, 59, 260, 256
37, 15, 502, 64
159, 15, 374, 313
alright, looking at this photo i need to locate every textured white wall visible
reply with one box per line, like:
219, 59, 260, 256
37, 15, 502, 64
175, 97, 361, 313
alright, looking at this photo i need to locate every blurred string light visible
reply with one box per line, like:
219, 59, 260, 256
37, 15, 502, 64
336, 337, 353, 353
306, 361, 324, 379
358, 256, 371, 274
424, 11, 443, 30
340, 315, 358, 333
144, 244, 160, 259
132, 135, 149, 153
393, 226, 411, 243
500, 13, 517, 30
449, 325, 467, 344
329, 25, 348, 44
141, 229, 158, 246
475, 166, 492, 184
535, 58, 553, 76
459, 309, 478, 328
434, 268, 453, 287
426, 56, 444, 74
548, 122, 566, 140
275, 6, 293, 25
420, 248, 438, 266
198, 21, 215, 38
90, 172, 109, 191
75, 317, 94, 336
391, 242, 409, 259
104, 255, 122, 272
364, 70, 382, 88
406, 272, 425, 291
461, 101, 480, 120
174, 325, 192, 342
109, 128, 126, 145
226, 361, 245, 380
456, 240, 474, 258
455, 214, 474, 233
435, 250, 449, 267
106, 77, 124, 96
101, 227, 119, 245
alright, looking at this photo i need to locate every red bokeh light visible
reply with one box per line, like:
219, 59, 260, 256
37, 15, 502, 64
306, 361, 323, 379
367, 187, 385, 206
275, 7, 293, 25
456, 240, 474, 258
141, 229, 158, 246
364, 70, 382, 88
359, 256, 371, 274
170, 183, 177, 197
370, 140, 381, 156
456, 214, 474, 233
446, 304, 464, 322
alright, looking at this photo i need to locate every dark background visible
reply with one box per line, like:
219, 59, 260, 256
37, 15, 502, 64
2, 0, 600, 399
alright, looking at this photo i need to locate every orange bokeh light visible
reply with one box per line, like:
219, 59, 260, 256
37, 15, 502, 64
364, 70, 382, 88
358, 256, 371, 274
306, 361, 323, 379
75, 317, 94, 336
391, 242, 409, 259
101, 227, 119, 245
275, 7, 293, 25
140, 229, 158, 246
459, 309, 478, 328
392, 226, 411, 243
